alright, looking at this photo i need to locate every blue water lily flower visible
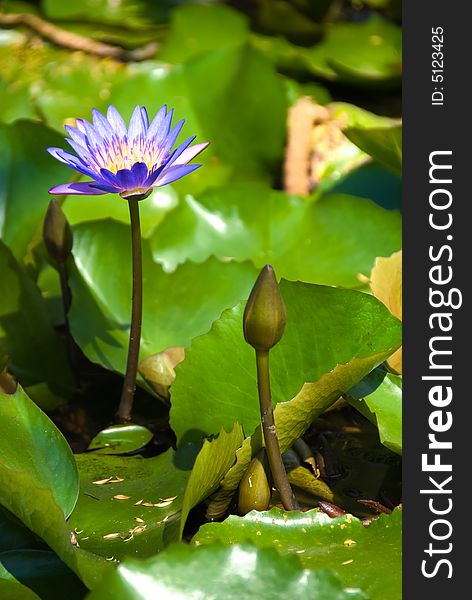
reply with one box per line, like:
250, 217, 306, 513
47, 104, 209, 199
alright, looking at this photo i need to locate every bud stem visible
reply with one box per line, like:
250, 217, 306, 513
58, 261, 80, 384
116, 199, 143, 423
255, 349, 298, 510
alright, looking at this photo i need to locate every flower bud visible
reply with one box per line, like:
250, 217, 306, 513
238, 452, 271, 515
243, 265, 286, 352
43, 199, 73, 263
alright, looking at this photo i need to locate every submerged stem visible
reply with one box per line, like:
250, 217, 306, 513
255, 350, 298, 511
116, 199, 143, 423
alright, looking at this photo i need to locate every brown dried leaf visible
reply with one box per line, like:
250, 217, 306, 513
370, 250, 402, 373
92, 477, 112, 485
139, 346, 186, 399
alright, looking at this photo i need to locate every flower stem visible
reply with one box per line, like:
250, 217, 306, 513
255, 349, 298, 511
116, 199, 143, 423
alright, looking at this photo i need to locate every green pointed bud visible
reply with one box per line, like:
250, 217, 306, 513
243, 264, 286, 352
43, 199, 73, 263
238, 452, 271, 515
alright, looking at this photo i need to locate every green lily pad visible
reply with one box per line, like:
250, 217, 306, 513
0, 384, 78, 518
0, 568, 40, 600
0, 121, 71, 260
305, 16, 402, 87
180, 424, 244, 536
88, 542, 369, 600
194, 507, 402, 600
151, 185, 402, 286
62, 186, 178, 239
88, 425, 153, 455
68, 219, 258, 380
68, 446, 196, 560
329, 102, 400, 129
344, 126, 402, 177
0, 78, 35, 124
31, 50, 129, 133
42, 0, 175, 26
159, 4, 249, 64
348, 373, 402, 455
0, 241, 73, 409
0, 550, 87, 600
171, 280, 402, 446
0, 386, 112, 589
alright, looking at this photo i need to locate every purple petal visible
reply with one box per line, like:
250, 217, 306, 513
147, 105, 168, 140
165, 136, 196, 168
65, 137, 94, 162
154, 164, 201, 187
141, 107, 149, 130
90, 182, 122, 193
92, 108, 115, 141
47, 147, 95, 177
107, 105, 127, 137
75, 119, 86, 134
65, 125, 87, 149
128, 105, 146, 143
99, 168, 120, 187
115, 168, 141, 191
148, 108, 174, 147
82, 119, 103, 148
163, 119, 185, 154
172, 141, 210, 167
48, 181, 108, 195
143, 166, 165, 187
156, 109, 174, 145
131, 162, 149, 186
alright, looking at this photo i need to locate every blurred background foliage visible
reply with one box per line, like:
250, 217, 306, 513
0, 3, 402, 597
0, 0, 402, 411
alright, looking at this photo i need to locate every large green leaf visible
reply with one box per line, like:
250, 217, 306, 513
344, 126, 402, 177
68, 219, 258, 378
0, 550, 87, 600
0, 241, 73, 408
88, 543, 368, 600
194, 507, 402, 600
0, 121, 71, 260
151, 185, 401, 286
348, 373, 402, 455
0, 566, 41, 600
42, 0, 179, 26
171, 280, 402, 445
159, 4, 248, 64
0, 385, 78, 518
305, 16, 402, 87
253, 0, 324, 40
0, 386, 111, 588
329, 102, 400, 129
68, 446, 196, 560
328, 103, 402, 177
0, 78, 35, 125
179, 424, 244, 536
62, 186, 178, 239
